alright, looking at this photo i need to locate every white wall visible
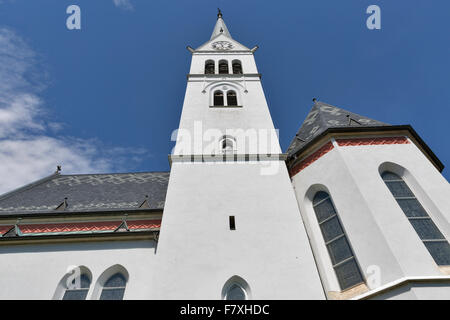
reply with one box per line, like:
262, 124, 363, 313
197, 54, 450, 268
0, 240, 156, 299
154, 162, 325, 299
291, 136, 450, 298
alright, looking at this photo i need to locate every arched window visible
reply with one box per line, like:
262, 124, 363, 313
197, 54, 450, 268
232, 60, 243, 74
219, 60, 229, 74
62, 273, 91, 300
214, 90, 224, 106
222, 276, 250, 300
220, 136, 235, 154
381, 171, 450, 265
205, 60, 215, 74
99, 272, 127, 300
225, 283, 247, 300
312, 191, 364, 290
227, 91, 238, 106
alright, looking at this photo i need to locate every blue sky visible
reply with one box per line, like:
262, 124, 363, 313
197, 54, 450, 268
0, 0, 449, 192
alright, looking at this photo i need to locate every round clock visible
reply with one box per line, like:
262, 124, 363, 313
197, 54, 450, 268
212, 41, 234, 51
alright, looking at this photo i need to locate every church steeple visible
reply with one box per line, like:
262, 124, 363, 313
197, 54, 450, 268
211, 8, 232, 39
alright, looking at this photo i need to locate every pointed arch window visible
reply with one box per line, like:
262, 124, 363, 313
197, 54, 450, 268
222, 276, 250, 300
225, 283, 247, 300
99, 272, 127, 300
313, 191, 364, 290
381, 171, 450, 265
219, 60, 229, 74
62, 273, 91, 300
227, 90, 238, 106
232, 60, 243, 74
214, 90, 224, 106
205, 60, 215, 74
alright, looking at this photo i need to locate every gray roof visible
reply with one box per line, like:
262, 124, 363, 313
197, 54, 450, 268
0, 172, 169, 216
287, 101, 389, 156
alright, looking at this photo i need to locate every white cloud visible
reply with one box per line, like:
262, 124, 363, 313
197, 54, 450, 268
113, 0, 134, 11
0, 27, 147, 194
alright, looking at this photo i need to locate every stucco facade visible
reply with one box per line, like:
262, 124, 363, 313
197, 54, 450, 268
0, 12, 449, 300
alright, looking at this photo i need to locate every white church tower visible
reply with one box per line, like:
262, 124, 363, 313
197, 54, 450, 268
153, 10, 325, 299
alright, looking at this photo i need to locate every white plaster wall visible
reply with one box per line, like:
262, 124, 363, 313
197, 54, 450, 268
174, 80, 281, 155
291, 137, 450, 299
153, 162, 325, 299
0, 240, 156, 299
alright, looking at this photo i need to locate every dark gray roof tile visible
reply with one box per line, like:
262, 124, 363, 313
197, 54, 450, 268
287, 101, 389, 156
0, 172, 169, 215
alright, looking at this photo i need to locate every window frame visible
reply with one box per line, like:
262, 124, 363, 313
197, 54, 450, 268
312, 191, 365, 291
99, 272, 127, 300
381, 171, 450, 266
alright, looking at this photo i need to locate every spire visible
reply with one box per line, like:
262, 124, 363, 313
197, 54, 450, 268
287, 100, 389, 156
211, 8, 231, 39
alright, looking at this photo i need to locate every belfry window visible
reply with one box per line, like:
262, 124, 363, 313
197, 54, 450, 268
312, 191, 364, 290
214, 91, 224, 106
99, 272, 127, 300
227, 91, 238, 106
381, 171, 450, 265
219, 60, 229, 74
232, 60, 242, 74
205, 60, 215, 74
62, 273, 91, 300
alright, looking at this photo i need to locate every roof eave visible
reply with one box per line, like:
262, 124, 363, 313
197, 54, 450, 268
286, 125, 444, 172
0, 207, 164, 219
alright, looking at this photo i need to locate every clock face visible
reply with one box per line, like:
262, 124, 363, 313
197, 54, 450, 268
212, 41, 233, 51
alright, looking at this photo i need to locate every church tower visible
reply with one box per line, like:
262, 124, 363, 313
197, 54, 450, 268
153, 11, 325, 299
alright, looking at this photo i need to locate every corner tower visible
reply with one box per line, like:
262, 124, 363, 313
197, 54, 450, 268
153, 11, 325, 299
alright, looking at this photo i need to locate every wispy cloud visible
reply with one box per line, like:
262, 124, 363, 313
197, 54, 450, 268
113, 0, 134, 11
0, 27, 147, 194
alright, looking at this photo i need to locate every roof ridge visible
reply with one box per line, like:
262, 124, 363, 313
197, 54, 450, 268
0, 172, 60, 202
59, 171, 170, 177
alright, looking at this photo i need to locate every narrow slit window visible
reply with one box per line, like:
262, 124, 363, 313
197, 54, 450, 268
312, 191, 364, 290
229, 216, 236, 230
381, 171, 450, 265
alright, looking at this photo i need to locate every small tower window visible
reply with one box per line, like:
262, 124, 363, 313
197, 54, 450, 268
227, 91, 238, 106
229, 216, 236, 230
205, 60, 215, 74
312, 191, 364, 290
232, 60, 243, 74
219, 60, 229, 74
381, 171, 450, 265
214, 91, 224, 106
221, 136, 235, 154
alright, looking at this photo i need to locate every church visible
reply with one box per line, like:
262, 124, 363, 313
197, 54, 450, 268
0, 11, 449, 300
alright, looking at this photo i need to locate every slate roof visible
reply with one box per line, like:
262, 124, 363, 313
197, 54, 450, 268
0, 172, 170, 216
287, 101, 389, 156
